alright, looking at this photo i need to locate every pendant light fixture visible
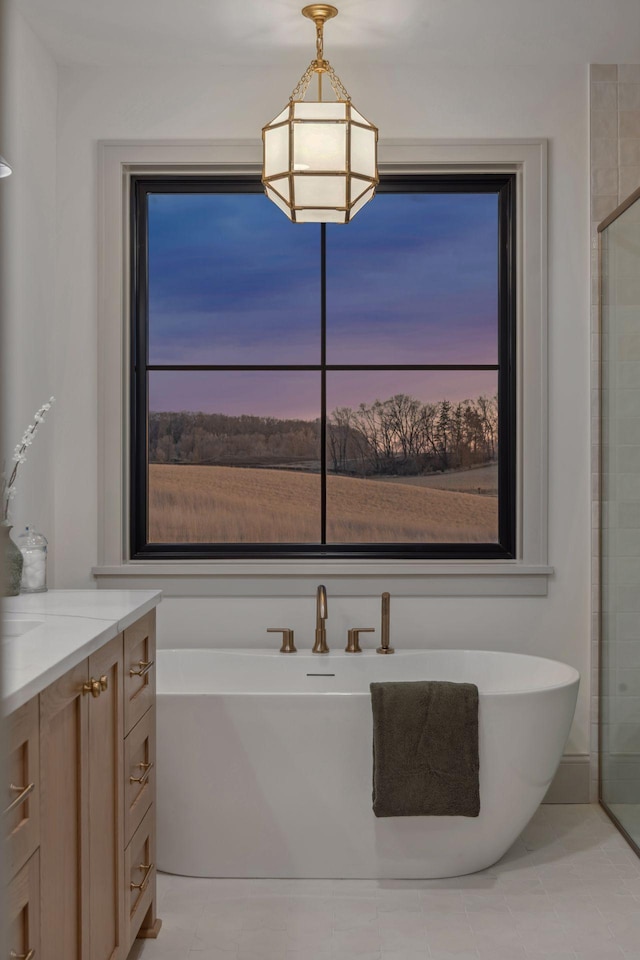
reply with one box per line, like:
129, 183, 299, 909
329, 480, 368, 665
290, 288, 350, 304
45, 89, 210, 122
0, 156, 12, 177
262, 4, 378, 224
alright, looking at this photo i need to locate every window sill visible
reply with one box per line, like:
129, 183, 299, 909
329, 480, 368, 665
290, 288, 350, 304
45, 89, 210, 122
92, 561, 553, 597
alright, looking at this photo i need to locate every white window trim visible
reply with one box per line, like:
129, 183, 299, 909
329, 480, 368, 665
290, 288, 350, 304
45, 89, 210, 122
93, 138, 550, 597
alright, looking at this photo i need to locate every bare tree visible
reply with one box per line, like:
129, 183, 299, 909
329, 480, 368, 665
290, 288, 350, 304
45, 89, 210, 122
150, 394, 498, 476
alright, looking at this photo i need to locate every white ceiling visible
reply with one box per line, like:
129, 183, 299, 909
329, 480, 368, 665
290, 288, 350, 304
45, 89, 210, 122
19, 0, 640, 69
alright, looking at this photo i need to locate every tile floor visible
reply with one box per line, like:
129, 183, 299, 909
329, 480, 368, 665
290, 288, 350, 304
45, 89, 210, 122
130, 804, 640, 960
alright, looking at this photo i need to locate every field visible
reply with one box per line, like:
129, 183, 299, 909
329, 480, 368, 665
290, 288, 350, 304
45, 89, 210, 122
148, 464, 498, 543
369, 463, 498, 497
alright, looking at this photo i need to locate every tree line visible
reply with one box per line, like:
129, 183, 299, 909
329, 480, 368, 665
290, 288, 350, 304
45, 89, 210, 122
149, 394, 498, 476
149, 411, 318, 467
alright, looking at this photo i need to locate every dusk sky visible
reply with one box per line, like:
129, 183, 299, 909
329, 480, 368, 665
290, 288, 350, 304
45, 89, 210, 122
148, 190, 498, 419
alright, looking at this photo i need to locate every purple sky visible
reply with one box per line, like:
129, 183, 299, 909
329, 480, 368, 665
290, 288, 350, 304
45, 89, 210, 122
149, 370, 497, 422
147, 190, 498, 418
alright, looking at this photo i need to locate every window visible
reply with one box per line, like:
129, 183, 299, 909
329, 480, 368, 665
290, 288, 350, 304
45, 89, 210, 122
131, 174, 516, 560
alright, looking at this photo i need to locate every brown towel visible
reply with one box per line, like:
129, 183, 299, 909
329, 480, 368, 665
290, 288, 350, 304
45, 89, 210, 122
370, 680, 480, 818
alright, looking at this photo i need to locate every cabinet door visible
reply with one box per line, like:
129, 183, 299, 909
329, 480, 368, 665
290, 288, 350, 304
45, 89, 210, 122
124, 611, 156, 735
124, 706, 155, 846
88, 633, 125, 960
6, 849, 40, 960
124, 804, 158, 952
5, 696, 40, 881
40, 660, 90, 960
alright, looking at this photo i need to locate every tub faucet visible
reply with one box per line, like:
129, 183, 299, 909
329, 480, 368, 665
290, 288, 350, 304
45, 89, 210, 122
312, 584, 329, 653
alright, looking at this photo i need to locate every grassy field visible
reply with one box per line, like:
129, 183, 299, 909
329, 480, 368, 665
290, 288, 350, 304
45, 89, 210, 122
370, 463, 498, 497
149, 464, 498, 543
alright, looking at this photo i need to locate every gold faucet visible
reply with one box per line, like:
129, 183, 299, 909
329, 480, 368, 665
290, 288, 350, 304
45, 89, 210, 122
376, 592, 394, 654
312, 584, 329, 653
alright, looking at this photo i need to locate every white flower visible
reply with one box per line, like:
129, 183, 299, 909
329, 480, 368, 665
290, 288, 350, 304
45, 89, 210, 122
2, 396, 55, 522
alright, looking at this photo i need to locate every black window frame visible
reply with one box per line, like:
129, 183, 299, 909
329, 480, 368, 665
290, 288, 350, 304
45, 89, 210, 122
130, 173, 516, 560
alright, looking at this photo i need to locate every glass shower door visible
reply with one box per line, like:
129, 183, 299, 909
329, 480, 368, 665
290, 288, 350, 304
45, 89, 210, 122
600, 187, 640, 848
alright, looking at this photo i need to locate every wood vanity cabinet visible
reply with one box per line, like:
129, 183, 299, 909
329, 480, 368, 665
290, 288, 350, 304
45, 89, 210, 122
4, 608, 160, 960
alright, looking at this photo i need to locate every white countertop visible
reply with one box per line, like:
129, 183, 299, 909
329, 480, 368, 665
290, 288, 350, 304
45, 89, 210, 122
2, 590, 161, 715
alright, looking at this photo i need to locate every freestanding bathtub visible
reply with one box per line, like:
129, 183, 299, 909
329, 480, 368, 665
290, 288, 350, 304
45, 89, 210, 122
156, 649, 579, 879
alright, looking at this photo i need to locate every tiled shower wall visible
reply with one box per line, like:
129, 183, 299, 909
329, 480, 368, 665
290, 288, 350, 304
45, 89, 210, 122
591, 64, 640, 802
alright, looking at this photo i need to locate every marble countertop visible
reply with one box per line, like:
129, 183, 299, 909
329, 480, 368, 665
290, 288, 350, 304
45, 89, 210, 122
2, 589, 161, 714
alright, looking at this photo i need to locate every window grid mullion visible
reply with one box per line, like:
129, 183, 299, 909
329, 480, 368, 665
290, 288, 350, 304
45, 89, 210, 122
321, 224, 327, 544
144, 365, 501, 372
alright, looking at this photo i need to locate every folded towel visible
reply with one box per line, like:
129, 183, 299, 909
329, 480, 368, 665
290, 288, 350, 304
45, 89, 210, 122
370, 680, 480, 818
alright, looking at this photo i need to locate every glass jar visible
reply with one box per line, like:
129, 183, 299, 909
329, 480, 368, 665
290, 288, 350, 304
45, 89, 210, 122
18, 526, 48, 593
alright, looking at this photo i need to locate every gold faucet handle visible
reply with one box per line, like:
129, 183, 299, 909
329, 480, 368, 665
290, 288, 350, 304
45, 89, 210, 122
267, 628, 297, 653
345, 627, 375, 654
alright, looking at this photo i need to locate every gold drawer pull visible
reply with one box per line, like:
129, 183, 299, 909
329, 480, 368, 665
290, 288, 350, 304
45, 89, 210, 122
10, 949, 35, 960
129, 761, 154, 786
129, 660, 154, 679
4, 782, 35, 816
130, 862, 154, 892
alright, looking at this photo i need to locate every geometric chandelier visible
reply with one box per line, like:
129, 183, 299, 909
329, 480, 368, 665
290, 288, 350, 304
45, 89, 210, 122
262, 4, 378, 224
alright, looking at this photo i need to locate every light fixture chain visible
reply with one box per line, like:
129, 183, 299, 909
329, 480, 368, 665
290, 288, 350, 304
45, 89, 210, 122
289, 59, 350, 102
324, 62, 351, 101
289, 61, 316, 101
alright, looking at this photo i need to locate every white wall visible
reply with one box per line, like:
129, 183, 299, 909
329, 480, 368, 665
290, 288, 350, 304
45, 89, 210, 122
0, 2, 57, 564
50, 61, 592, 764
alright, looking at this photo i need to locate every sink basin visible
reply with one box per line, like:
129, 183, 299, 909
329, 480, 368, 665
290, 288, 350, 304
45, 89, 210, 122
0, 619, 44, 641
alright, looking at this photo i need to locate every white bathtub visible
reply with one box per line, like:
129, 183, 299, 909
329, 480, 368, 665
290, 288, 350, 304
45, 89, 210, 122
156, 649, 579, 879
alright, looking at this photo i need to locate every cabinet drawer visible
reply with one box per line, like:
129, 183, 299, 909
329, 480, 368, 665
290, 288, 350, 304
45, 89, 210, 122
5, 696, 40, 879
125, 803, 156, 951
124, 610, 156, 735
7, 848, 40, 960
124, 707, 155, 846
